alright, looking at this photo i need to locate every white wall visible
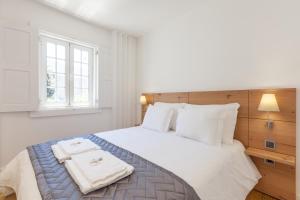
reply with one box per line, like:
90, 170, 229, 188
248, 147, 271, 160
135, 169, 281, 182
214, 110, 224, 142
0, 0, 114, 167
138, 0, 300, 197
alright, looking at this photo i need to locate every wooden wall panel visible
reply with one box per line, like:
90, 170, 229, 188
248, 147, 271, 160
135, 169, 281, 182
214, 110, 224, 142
249, 89, 296, 122
153, 92, 189, 103
249, 141, 296, 157
249, 119, 296, 156
188, 90, 249, 118
235, 118, 249, 147
141, 94, 154, 112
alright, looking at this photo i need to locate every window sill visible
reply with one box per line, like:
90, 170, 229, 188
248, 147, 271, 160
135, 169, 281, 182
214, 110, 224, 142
30, 107, 102, 118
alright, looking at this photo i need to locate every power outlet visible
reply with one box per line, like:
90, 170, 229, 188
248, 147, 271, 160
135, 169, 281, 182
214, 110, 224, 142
264, 159, 276, 167
265, 139, 276, 150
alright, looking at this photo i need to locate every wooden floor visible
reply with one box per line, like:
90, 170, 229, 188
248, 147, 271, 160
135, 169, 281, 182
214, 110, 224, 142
1, 190, 278, 200
0, 193, 15, 200
246, 190, 277, 200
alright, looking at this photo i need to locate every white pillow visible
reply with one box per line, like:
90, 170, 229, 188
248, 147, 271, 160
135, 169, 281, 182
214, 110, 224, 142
142, 105, 174, 132
185, 103, 240, 144
176, 107, 226, 146
154, 102, 186, 131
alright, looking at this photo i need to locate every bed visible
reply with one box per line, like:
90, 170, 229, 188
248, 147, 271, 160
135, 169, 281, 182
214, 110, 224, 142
0, 126, 261, 200
0, 88, 296, 200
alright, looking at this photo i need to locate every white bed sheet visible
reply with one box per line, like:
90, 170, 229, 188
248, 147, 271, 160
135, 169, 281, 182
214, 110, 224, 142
0, 127, 261, 200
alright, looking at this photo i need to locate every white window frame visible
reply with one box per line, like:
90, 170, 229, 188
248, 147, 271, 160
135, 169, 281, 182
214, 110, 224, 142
40, 36, 70, 108
70, 44, 94, 107
31, 31, 100, 117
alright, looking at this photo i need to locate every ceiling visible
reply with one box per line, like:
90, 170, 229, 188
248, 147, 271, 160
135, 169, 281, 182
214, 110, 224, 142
35, 0, 200, 36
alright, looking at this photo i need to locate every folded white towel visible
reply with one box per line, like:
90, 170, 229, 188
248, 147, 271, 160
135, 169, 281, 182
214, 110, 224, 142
72, 150, 130, 184
51, 144, 67, 163
57, 138, 100, 155
52, 138, 100, 163
65, 150, 134, 194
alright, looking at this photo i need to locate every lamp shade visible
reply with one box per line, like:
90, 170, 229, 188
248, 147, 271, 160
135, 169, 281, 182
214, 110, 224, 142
140, 95, 147, 105
258, 94, 280, 112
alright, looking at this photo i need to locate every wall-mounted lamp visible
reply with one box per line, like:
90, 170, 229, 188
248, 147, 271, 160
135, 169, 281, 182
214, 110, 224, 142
140, 95, 147, 105
258, 94, 280, 129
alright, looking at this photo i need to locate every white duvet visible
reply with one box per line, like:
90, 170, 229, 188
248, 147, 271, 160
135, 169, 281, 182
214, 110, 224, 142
0, 127, 261, 200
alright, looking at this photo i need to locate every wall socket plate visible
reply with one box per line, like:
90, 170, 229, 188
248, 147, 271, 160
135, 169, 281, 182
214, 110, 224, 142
264, 159, 276, 167
265, 139, 276, 150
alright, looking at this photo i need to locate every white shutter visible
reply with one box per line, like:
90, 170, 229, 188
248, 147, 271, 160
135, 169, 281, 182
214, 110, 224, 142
0, 20, 38, 112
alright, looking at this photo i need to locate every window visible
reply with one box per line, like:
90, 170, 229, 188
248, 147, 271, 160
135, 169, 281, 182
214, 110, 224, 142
39, 34, 98, 111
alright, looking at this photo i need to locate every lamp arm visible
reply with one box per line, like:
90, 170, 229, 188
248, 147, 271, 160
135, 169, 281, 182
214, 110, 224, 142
266, 111, 274, 129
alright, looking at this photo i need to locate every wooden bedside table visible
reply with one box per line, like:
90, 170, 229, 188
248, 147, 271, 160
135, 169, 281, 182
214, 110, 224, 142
246, 147, 296, 167
246, 147, 296, 200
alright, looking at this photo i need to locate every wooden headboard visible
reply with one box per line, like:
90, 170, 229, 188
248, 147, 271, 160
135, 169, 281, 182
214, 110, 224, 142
142, 88, 296, 199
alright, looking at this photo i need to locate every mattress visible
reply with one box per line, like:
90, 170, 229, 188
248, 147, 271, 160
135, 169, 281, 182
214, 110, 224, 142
0, 127, 261, 200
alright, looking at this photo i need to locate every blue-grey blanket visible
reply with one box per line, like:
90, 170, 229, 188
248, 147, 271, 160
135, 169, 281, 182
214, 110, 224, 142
27, 134, 201, 200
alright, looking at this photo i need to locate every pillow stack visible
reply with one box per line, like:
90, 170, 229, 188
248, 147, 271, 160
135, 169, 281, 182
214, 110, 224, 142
141, 105, 174, 132
177, 103, 240, 145
153, 102, 186, 131
141, 102, 240, 146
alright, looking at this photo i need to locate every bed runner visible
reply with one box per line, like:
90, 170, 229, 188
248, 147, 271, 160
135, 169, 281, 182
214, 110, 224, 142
27, 134, 201, 200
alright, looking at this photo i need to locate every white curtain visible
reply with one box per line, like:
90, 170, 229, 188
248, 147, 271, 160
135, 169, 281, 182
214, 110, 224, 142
112, 31, 137, 129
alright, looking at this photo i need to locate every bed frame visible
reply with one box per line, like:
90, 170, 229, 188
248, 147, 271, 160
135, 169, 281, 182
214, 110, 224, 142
141, 88, 296, 200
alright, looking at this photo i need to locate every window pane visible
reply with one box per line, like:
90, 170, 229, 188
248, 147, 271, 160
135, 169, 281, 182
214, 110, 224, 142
57, 88, 66, 102
74, 76, 81, 88
47, 73, 56, 87
74, 49, 81, 62
82, 64, 88, 76
57, 45, 65, 59
74, 89, 81, 102
57, 60, 65, 73
47, 88, 55, 101
82, 89, 89, 102
82, 51, 88, 63
47, 58, 56, 73
82, 77, 88, 89
74, 62, 81, 75
57, 74, 65, 87
47, 42, 55, 57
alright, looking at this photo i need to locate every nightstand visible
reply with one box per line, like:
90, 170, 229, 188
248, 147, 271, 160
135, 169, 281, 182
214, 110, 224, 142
246, 147, 296, 200
246, 147, 296, 167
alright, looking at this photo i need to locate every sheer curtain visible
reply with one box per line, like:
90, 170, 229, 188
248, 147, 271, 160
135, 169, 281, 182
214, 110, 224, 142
112, 31, 137, 129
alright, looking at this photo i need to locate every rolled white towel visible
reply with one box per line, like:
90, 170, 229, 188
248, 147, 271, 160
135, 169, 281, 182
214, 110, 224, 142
65, 150, 134, 194
57, 138, 100, 155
